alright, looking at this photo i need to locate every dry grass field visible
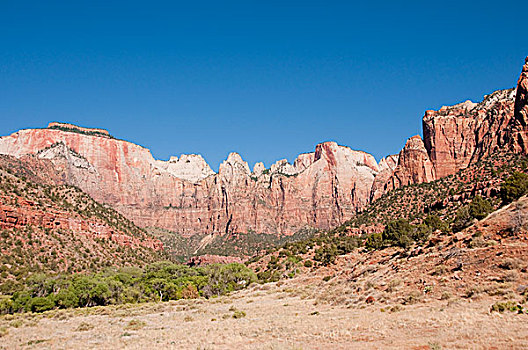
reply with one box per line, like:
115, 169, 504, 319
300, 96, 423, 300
1, 275, 527, 350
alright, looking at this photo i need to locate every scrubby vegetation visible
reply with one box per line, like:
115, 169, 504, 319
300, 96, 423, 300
0, 156, 167, 279
250, 153, 528, 281
500, 171, 528, 204
47, 124, 115, 139
0, 262, 256, 314
452, 196, 493, 232
150, 227, 319, 262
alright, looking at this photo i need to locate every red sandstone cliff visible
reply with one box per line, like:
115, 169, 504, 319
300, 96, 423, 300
384, 136, 436, 192
1, 57, 527, 236
385, 57, 528, 190
0, 124, 381, 235
509, 56, 528, 153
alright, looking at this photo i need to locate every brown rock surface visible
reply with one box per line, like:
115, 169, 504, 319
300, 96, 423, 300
387, 57, 528, 189
0, 198, 162, 250
422, 89, 516, 178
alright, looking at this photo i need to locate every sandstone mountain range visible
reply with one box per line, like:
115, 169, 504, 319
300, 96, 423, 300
1, 57, 527, 238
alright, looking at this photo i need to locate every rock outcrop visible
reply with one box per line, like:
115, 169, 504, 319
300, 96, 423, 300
422, 89, 516, 178
155, 154, 215, 183
509, 56, 528, 153
0, 125, 383, 235
1, 57, 527, 237
0, 198, 162, 250
369, 154, 398, 201
385, 57, 528, 189
384, 136, 436, 191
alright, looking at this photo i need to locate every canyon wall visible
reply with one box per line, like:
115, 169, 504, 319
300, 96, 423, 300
1, 57, 527, 236
384, 57, 528, 191
0, 124, 380, 235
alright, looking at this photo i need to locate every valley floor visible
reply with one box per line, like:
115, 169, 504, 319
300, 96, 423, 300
1, 278, 527, 350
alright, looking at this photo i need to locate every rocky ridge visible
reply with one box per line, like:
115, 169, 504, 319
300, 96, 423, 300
0, 156, 164, 275
0, 57, 527, 237
0, 125, 381, 235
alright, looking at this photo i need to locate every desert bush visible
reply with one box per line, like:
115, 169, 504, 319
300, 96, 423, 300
490, 300, 523, 313
76, 322, 94, 331
0, 326, 8, 338
424, 214, 449, 233
403, 291, 422, 305
468, 236, 488, 248
412, 224, 432, 242
125, 319, 146, 330
503, 270, 519, 282
468, 196, 493, 220
511, 203, 528, 233
498, 258, 522, 270
501, 172, 528, 204
386, 279, 402, 293
365, 233, 384, 250
440, 291, 451, 300
453, 196, 493, 232
314, 244, 338, 266
232, 309, 246, 319
382, 219, 413, 248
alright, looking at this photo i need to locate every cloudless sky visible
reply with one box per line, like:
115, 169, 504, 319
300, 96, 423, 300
1, 1, 527, 170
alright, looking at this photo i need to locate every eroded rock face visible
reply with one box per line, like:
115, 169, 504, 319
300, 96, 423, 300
384, 136, 436, 191
368, 57, 528, 195
0, 196, 162, 250
0, 128, 382, 235
509, 56, 528, 153
2, 57, 527, 236
422, 89, 516, 178
370, 154, 398, 201
155, 154, 215, 183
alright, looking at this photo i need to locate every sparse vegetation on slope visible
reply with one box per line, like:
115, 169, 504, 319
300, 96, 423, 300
149, 227, 319, 262
249, 152, 528, 282
0, 156, 167, 283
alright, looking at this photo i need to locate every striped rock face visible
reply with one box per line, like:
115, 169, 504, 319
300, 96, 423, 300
0, 126, 382, 235
1, 57, 527, 236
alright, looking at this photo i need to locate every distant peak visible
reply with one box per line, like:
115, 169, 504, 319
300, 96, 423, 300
226, 152, 245, 163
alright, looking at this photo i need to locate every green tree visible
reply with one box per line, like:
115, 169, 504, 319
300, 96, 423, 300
382, 219, 413, 248
452, 206, 472, 232
28, 296, 55, 313
54, 288, 79, 309
468, 196, 492, 220
412, 224, 432, 242
314, 244, 338, 265
424, 214, 449, 233
500, 172, 528, 204
365, 233, 384, 250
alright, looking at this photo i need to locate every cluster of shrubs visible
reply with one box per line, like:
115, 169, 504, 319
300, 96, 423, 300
365, 215, 443, 249
452, 196, 493, 232
500, 171, 528, 204
47, 125, 115, 139
0, 262, 256, 314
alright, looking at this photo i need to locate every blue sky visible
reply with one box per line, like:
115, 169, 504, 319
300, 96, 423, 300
1, 1, 527, 170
